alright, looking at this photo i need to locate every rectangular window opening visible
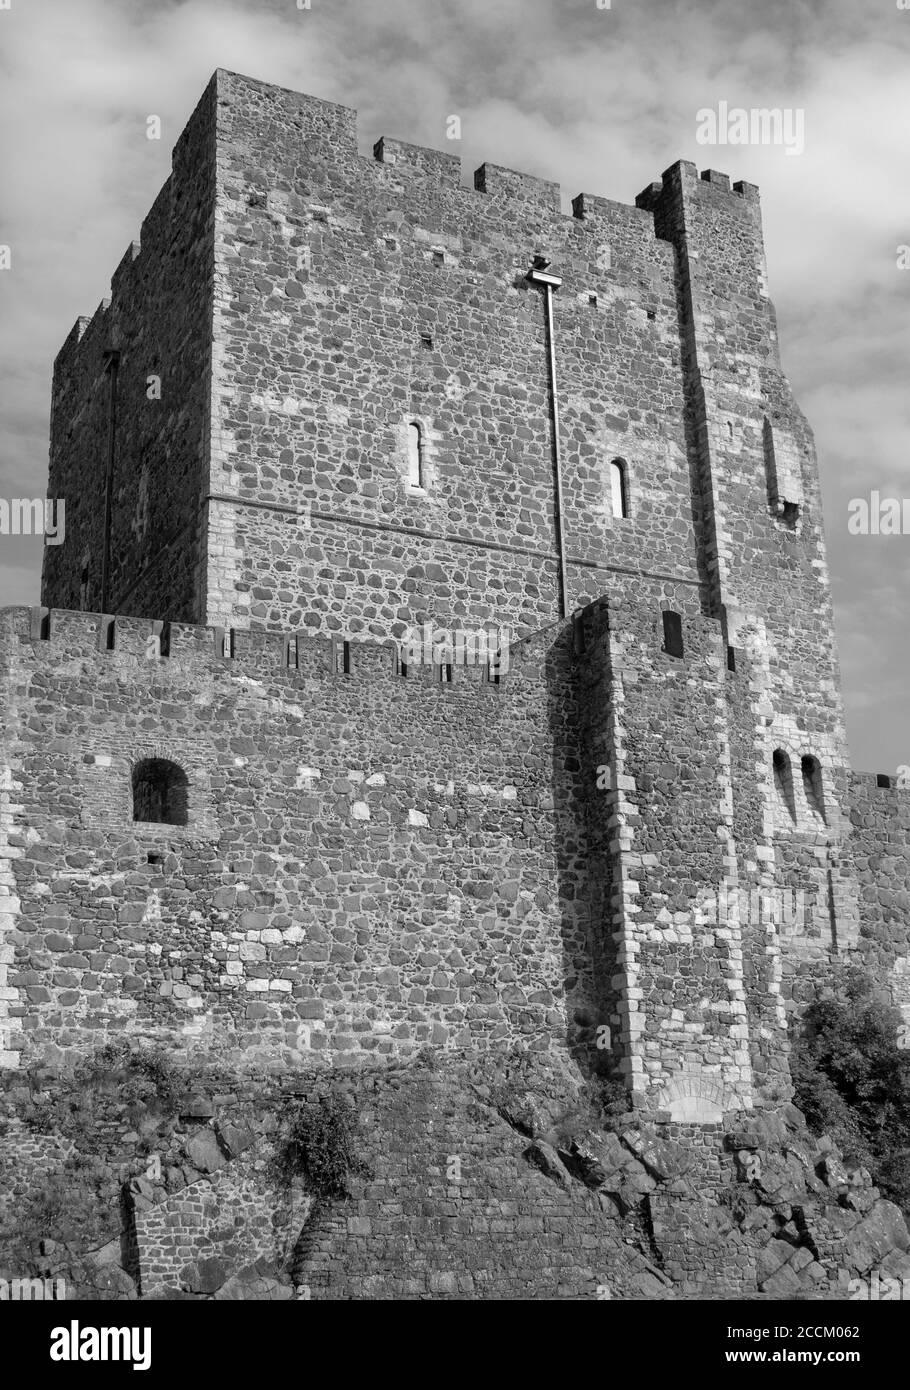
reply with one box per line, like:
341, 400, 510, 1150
662, 610, 684, 659
407, 422, 425, 489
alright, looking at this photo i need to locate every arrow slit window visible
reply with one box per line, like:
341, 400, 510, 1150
610, 458, 628, 519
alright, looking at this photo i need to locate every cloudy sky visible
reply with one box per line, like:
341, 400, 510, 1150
0, 0, 907, 771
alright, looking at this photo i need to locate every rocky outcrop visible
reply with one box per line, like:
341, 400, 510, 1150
2, 1052, 908, 1300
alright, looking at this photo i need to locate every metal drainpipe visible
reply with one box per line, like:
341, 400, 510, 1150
527, 263, 569, 618
100, 348, 120, 614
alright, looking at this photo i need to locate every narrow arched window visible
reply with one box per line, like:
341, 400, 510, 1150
407, 422, 424, 488
801, 755, 826, 823
610, 458, 628, 519
132, 758, 188, 826
773, 750, 796, 823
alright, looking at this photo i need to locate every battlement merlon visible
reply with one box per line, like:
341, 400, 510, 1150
110, 240, 142, 304
52, 315, 92, 375
373, 136, 461, 187
215, 67, 357, 157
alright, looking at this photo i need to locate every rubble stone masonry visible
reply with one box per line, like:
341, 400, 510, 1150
8, 68, 909, 1128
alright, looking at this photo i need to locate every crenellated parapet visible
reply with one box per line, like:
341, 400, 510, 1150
3, 606, 514, 695
52, 71, 723, 386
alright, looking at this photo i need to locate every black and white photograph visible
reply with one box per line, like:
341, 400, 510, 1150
0, 0, 908, 1359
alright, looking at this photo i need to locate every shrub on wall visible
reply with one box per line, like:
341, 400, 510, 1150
791, 966, 910, 1211
276, 1091, 369, 1205
25, 1040, 184, 1143
1, 1042, 198, 1271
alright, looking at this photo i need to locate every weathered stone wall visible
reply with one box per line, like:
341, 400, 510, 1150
578, 591, 759, 1118
0, 1053, 677, 1301
641, 164, 860, 1002
847, 774, 910, 1029
21, 71, 910, 1299
4, 1052, 908, 1301
44, 69, 702, 643
205, 71, 700, 638
642, 164, 846, 725
42, 77, 218, 623
131, 1148, 310, 1299
0, 604, 610, 1071
5, 595, 907, 1110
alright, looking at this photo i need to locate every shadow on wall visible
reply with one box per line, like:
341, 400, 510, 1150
543, 619, 620, 1082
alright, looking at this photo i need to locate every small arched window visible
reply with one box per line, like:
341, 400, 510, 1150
801, 755, 826, 823
132, 758, 188, 826
407, 422, 424, 488
773, 750, 796, 823
610, 458, 629, 520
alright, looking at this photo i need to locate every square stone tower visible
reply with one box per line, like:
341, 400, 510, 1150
43, 70, 706, 641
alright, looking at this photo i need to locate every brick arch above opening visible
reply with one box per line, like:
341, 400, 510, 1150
655, 1071, 727, 1124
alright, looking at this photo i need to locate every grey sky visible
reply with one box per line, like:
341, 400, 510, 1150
0, 0, 907, 772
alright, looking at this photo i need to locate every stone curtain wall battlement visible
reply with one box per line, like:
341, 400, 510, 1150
0, 588, 888, 1095
5, 605, 519, 688
0, 605, 611, 1070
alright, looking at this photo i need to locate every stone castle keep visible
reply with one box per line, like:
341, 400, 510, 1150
3, 67, 910, 1144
